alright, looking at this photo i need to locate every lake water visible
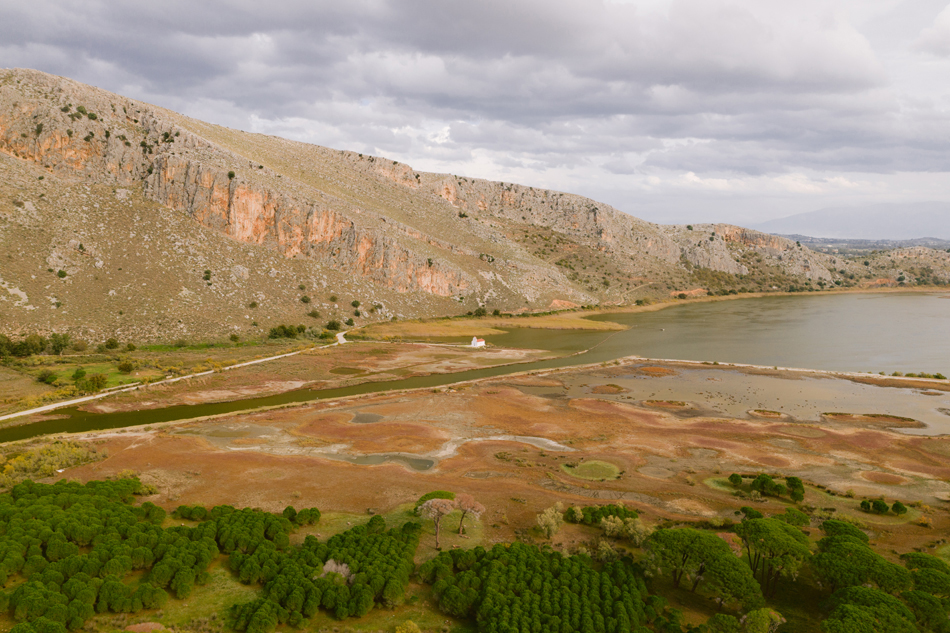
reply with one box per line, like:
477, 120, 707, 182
580, 292, 950, 374
1, 292, 947, 441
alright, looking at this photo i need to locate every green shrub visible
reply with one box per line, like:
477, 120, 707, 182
36, 369, 58, 385
300, 296, 311, 304
57, 270, 67, 278
104, 338, 120, 350
416, 491, 455, 508
325, 320, 341, 331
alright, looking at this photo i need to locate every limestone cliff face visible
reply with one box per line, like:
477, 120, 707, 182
0, 74, 146, 183
145, 154, 472, 296
0, 70, 475, 297
713, 224, 833, 281
423, 175, 684, 263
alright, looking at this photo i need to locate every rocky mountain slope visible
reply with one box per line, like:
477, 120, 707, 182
1, 68, 948, 343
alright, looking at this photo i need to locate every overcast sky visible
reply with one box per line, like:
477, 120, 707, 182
2, 0, 949, 225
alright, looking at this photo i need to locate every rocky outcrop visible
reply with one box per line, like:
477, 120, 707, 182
424, 174, 684, 263
145, 155, 474, 295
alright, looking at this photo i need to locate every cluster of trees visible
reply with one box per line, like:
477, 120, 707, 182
564, 504, 639, 526
0, 479, 340, 633
816, 521, 950, 631
646, 528, 763, 611
734, 518, 811, 598
646, 510, 950, 631
0, 479, 206, 633
419, 542, 690, 633
0, 334, 73, 358
172, 504, 320, 528
860, 499, 907, 515
227, 517, 421, 632
728, 473, 804, 502
418, 493, 485, 548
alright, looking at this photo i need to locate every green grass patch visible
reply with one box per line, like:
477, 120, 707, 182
561, 460, 620, 481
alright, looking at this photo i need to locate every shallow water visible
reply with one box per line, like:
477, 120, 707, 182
583, 292, 950, 374
560, 364, 950, 434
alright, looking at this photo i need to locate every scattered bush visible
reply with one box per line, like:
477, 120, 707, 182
268, 325, 303, 339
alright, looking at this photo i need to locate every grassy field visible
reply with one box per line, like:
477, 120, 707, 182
561, 460, 621, 481
359, 311, 626, 341
0, 339, 312, 415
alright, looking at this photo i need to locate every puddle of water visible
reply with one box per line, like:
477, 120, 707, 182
351, 412, 383, 424
326, 453, 435, 471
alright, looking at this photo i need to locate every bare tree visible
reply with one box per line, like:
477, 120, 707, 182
420, 498, 457, 549
456, 493, 486, 535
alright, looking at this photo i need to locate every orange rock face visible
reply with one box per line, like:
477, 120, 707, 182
146, 155, 471, 295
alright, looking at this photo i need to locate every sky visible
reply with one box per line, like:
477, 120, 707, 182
1, 0, 949, 226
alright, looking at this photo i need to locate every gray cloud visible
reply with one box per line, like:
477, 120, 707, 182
0, 0, 948, 224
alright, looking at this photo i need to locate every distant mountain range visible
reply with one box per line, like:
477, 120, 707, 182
752, 202, 950, 240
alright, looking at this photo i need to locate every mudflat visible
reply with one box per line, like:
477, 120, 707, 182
53, 357, 950, 560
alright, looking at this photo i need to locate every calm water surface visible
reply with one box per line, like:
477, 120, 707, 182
583, 292, 950, 374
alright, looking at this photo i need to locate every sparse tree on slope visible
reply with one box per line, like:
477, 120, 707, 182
420, 498, 456, 550
455, 494, 485, 535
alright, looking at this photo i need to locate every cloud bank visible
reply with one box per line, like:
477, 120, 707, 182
1, 0, 948, 225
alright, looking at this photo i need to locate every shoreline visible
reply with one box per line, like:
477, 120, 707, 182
10, 351, 950, 446
1, 287, 946, 439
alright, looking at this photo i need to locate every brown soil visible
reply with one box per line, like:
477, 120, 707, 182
57, 359, 950, 557
643, 400, 690, 408
822, 412, 925, 428
633, 366, 678, 377
858, 471, 910, 485
590, 384, 626, 394
749, 409, 784, 418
